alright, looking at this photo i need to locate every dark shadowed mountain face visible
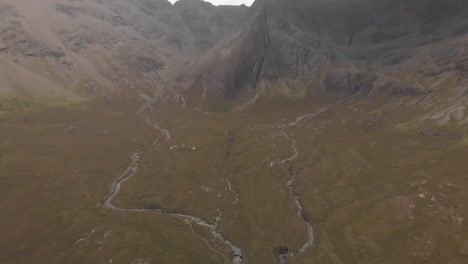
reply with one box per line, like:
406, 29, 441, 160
170, 0, 468, 110
174, 0, 248, 52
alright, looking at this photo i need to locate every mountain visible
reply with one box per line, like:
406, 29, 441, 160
172, 0, 468, 110
0, 0, 247, 111
0, 1, 467, 264
1, 0, 466, 111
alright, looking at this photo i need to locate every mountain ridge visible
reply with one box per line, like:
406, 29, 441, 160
0, 0, 247, 111
0, 0, 467, 112
0, 1, 467, 264
169, 0, 468, 110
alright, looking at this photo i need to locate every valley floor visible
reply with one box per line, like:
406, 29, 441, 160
0, 96, 467, 264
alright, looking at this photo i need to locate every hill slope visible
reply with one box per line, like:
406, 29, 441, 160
0, 0, 247, 111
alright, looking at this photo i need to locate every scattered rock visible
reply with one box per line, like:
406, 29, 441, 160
170, 144, 197, 151
64, 35, 92, 52
129, 56, 165, 73
366, 118, 377, 127
63, 125, 78, 133
131, 258, 149, 264
389, 82, 431, 97
420, 131, 456, 137
61, 59, 74, 70
324, 69, 363, 94
15, 39, 65, 58
274, 246, 290, 256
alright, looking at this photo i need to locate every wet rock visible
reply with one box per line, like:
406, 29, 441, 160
274, 247, 290, 263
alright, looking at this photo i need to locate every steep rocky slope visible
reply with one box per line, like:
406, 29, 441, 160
1, 0, 466, 112
174, 0, 248, 52
173, 0, 468, 110
0, 0, 247, 111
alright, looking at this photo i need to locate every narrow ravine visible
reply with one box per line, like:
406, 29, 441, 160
103, 103, 244, 264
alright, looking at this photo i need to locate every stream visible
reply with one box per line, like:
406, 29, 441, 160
274, 108, 327, 263
103, 103, 244, 264
103, 102, 325, 264
275, 127, 314, 263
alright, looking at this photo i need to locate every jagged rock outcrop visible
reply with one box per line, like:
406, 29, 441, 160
0, 0, 466, 111
171, 0, 468, 110
174, 0, 248, 52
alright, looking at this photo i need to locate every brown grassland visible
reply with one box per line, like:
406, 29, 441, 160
0, 93, 467, 263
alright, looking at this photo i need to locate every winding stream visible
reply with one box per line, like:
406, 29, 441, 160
276, 128, 314, 263
103, 103, 244, 264
274, 109, 325, 263
103, 102, 328, 264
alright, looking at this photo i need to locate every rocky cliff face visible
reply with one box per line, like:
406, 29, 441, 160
172, 0, 468, 110
0, 0, 466, 112
174, 0, 248, 52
